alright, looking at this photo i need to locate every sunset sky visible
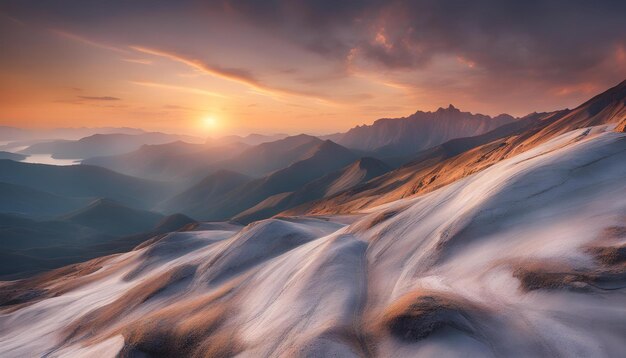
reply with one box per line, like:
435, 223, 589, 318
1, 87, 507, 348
1, 0, 625, 136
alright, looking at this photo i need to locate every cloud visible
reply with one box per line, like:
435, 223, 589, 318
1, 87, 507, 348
4, 0, 624, 115
122, 58, 152, 65
130, 45, 337, 103
224, 0, 626, 86
131, 46, 260, 86
6, 1, 625, 89
129, 80, 228, 98
77, 95, 121, 101
50, 29, 128, 53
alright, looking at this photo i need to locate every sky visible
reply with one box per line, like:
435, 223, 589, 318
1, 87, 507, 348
1, 0, 625, 136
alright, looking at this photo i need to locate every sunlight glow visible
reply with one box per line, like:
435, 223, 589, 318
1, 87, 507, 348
202, 115, 218, 129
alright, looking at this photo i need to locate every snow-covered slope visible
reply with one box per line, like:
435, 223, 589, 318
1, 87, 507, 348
0, 125, 624, 357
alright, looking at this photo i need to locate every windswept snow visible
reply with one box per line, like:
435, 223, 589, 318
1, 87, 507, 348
0, 125, 625, 357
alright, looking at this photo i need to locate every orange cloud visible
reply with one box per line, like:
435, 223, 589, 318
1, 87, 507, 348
122, 58, 153, 65
553, 83, 598, 96
77, 95, 121, 101
456, 56, 476, 69
374, 29, 392, 50
130, 81, 228, 98
130, 46, 335, 103
50, 29, 129, 53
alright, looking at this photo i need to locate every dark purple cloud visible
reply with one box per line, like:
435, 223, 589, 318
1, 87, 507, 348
222, 0, 626, 83
2, 0, 624, 85
1, 0, 625, 115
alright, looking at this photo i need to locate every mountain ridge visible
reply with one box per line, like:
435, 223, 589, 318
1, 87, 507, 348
2, 122, 623, 356
0, 160, 173, 210
337, 104, 516, 156
60, 198, 164, 236
20, 132, 203, 159
233, 156, 391, 223
285, 79, 626, 216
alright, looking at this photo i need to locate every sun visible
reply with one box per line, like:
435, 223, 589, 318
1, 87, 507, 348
202, 116, 218, 129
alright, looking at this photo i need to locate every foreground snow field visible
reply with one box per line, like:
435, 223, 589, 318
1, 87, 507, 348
1, 125, 625, 357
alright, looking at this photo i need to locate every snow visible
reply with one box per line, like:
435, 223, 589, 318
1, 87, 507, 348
0, 125, 624, 357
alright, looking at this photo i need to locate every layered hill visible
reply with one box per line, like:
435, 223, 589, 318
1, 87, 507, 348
1, 123, 623, 357
60, 198, 164, 236
0, 202, 192, 280
233, 157, 390, 223
211, 133, 288, 146
0, 126, 144, 142
212, 134, 325, 176
0, 182, 90, 218
158, 170, 253, 219
0, 213, 110, 252
0, 160, 172, 209
83, 141, 249, 182
86, 135, 326, 182
0, 151, 25, 161
287, 79, 626, 215
337, 105, 515, 156
161, 140, 359, 221
20, 132, 202, 159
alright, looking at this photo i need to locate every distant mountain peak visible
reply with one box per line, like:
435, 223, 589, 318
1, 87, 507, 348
305, 139, 354, 159
339, 105, 515, 154
320, 139, 342, 147
289, 133, 320, 141
435, 104, 461, 114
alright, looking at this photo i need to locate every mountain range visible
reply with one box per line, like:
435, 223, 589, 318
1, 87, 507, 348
0, 79, 625, 356
286, 80, 626, 216
83, 134, 327, 182
83, 141, 250, 183
337, 104, 515, 156
1, 99, 623, 355
0, 126, 145, 141
20, 132, 204, 160
160, 139, 359, 221
0, 194, 197, 280
233, 157, 390, 223
0, 160, 172, 210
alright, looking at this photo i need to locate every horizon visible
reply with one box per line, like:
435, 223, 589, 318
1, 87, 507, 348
1, 102, 514, 137
2, 81, 622, 138
1, 1, 625, 136
0, 103, 520, 137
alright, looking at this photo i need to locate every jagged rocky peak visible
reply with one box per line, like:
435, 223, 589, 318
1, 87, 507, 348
436, 104, 461, 113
